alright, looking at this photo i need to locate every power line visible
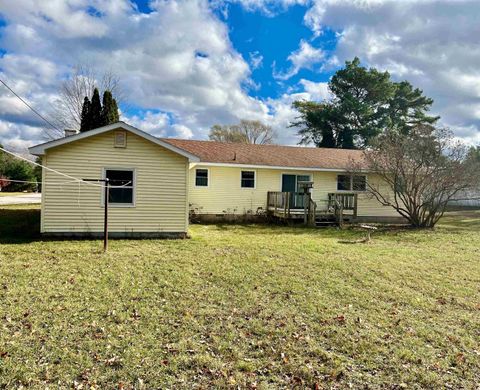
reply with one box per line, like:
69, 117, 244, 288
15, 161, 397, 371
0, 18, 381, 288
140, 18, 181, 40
0, 78, 63, 134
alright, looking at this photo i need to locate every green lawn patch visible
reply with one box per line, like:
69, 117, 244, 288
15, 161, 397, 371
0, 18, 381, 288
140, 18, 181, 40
0, 206, 479, 388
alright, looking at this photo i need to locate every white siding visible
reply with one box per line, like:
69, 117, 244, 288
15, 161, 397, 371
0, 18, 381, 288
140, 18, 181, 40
42, 129, 189, 234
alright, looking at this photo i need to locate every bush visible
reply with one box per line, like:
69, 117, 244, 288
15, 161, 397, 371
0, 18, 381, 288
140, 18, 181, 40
0, 146, 37, 192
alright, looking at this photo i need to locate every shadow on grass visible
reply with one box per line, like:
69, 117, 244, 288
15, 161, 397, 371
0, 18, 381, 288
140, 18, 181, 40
206, 222, 370, 240
0, 207, 41, 244
3, 207, 478, 245
439, 210, 480, 231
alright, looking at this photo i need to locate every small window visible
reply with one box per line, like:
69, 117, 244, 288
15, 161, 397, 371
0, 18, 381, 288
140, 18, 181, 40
241, 171, 255, 188
337, 175, 366, 191
106, 169, 134, 205
337, 175, 351, 191
195, 169, 208, 187
114, 131, 127, 148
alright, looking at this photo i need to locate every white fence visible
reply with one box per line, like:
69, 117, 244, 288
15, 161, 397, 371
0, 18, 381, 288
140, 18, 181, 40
448, 189, 480, 208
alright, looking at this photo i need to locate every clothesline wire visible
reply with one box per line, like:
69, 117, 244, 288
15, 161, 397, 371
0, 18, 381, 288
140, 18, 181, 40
0, 146, 131, 188
0, 178, 132, 188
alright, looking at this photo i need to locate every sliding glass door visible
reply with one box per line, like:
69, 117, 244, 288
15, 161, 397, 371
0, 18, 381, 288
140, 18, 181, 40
281, 174, 311, 209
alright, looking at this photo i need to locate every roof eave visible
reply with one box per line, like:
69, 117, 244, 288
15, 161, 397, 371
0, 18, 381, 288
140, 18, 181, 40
190, 161, 370, 172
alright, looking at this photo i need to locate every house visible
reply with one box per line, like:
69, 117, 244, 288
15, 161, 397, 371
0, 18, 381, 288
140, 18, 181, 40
29, 122, 404, 238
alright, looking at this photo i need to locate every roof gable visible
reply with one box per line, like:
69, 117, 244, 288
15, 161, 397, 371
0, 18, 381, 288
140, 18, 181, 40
28, 122, 200, 162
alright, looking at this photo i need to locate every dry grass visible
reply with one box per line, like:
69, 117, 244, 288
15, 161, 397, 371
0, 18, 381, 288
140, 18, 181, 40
0, 205, 479, 388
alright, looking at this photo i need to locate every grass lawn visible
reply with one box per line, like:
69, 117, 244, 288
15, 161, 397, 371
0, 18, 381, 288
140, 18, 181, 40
0, 206, 479, 388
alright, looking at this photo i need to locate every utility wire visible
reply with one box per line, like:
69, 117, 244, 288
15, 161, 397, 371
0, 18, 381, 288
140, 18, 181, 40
0, 78, 63, 134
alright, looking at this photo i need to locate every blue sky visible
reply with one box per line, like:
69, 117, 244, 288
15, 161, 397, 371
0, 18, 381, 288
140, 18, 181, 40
217, 3, 336, 99
0, 0, 479, 150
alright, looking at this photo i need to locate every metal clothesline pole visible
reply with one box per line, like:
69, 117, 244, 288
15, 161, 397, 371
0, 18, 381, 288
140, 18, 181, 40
83, 178, 109, 252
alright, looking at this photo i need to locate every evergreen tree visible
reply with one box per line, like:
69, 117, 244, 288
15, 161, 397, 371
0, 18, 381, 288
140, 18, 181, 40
387, 81, 439, 135
80, 96, 91, 132
291, 57, 439, 149
89, 88, 103, 129
101, 90, 120, 126
112, 98, 119, 122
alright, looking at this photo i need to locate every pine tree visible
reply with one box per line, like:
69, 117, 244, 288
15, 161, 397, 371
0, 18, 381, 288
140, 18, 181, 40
80, 97, 91, 132
291, 57, 439, 149
101, 90, 120, 126
112, 98, 120, 123
89, 88, 103, 129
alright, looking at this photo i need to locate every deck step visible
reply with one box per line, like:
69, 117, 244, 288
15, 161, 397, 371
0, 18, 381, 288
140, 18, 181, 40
314, 215, 337, 227
315, 222, 337, 227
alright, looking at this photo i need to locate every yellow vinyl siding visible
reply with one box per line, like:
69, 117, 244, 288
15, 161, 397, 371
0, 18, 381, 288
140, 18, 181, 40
42, 130, 188, 234
189, 165, 401, 218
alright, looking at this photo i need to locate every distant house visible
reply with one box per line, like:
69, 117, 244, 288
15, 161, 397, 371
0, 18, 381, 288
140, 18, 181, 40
29, 122, 404, 238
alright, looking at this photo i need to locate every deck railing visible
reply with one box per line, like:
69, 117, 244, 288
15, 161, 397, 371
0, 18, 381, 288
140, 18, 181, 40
267, 191, 317, 225
328, 193, 358, 217
268, 192, 359, 226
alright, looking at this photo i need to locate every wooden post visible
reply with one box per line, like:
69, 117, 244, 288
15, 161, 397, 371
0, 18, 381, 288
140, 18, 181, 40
338, 204, 344, 229
303, 192, 308, 225
353, 193, 358, 219
284, 192, 288, 218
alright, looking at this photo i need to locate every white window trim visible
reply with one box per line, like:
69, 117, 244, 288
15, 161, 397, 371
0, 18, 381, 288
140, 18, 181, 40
102, 167, 136, 208
336, 174, 367, 192
240, 169, 256, 189
194, 167, 210, 188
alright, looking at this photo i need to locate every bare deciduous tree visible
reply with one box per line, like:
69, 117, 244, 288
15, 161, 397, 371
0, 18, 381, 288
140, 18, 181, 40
209, 120, 275, 144
209, 124, 246, 143
354, 125, 479, 228
48, 64, 122, 139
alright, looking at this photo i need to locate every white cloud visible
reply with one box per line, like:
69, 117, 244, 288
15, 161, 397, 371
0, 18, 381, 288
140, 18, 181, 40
1, 0, 479, 152
0, 121, 44, 151
274, 39, 326, 80
217, 0, 309, 16
172, 124, 194, 139
249, 51, 264, 70
0, 0, 273, 149
264, 81, 335, 145
303, 0, 480, 141
299, 79, 330, 101
123, 111, 170, 137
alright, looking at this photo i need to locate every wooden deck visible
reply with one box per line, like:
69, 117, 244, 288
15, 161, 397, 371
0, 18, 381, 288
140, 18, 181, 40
267, 191, 358, 227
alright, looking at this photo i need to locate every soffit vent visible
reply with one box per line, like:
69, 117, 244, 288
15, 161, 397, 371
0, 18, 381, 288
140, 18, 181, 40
114, 130, 127, 148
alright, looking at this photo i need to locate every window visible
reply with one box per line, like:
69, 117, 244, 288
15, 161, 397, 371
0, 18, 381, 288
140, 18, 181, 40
337, 175, 351, 191
195, 169, 208, 187
105, 169, 134, 205
337, 175, 366, 191
352, 175, 367, 191
241, 171, 255, 188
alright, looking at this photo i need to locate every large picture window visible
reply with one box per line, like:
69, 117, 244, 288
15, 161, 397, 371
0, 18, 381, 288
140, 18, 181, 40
337, 175, 366, 192
241, 170, 255, 188
105, 169, 134, 205
195, 168, 209, 187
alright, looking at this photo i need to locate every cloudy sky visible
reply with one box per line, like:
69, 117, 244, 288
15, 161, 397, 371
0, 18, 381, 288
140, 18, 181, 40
0, 0, 479, 151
